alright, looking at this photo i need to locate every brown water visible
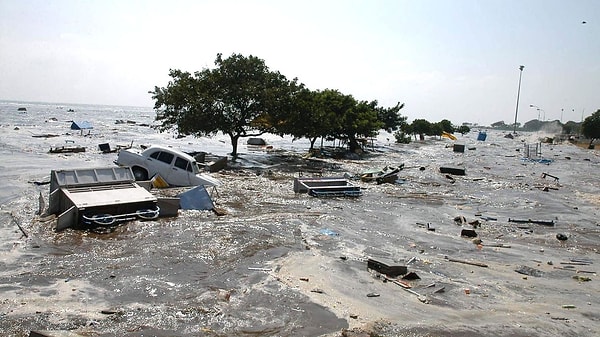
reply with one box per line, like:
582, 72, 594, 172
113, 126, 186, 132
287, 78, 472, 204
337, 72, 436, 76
1, 101, 600, 336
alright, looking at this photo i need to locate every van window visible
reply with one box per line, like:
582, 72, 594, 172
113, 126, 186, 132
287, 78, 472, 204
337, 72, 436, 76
175, 157, 192, 172
156, 151, 174, 165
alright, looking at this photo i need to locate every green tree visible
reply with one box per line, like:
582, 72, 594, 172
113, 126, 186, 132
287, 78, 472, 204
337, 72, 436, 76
456, 125, 471, 135
315, 90, 383, 153
339, 99, 385, 153
411, 119, 432, 140
275, 88, 337, 150
562, 121, 581, 135
429, 123, 443, 138
581, 109, 600, 147
395, 121, 413, 143
377, 102, 406, 132
150, 53, 298, 156
437, 119, 454, 133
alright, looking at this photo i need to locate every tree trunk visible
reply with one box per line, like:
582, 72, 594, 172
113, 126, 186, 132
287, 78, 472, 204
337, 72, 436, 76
309, 137, 317, 150
348, 134, 360, 153
229, 133, 240, 157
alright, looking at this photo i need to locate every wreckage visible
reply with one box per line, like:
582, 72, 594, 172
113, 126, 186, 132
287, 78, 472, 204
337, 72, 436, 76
47, 167, 160, 231
115, 145, 221, 187
294, 176, 362, 197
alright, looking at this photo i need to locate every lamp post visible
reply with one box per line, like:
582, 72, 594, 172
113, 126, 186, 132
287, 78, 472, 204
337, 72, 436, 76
530, 104, 541, 120
530, 104, 545, 121
513, 65, 525, 134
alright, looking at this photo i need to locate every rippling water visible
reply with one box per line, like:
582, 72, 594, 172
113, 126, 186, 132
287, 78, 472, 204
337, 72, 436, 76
2, 100, 599, 336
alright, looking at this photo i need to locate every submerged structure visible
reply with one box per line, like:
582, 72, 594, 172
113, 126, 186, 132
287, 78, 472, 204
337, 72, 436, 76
293, 177, 362, 197
48, 167, 159, 231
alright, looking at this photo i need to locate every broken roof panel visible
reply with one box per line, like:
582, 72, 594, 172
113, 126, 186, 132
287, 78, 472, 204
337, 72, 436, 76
178, 185, 214, 210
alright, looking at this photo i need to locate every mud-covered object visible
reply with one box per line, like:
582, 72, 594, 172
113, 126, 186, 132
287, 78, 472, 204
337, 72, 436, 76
515, 265, 544, 277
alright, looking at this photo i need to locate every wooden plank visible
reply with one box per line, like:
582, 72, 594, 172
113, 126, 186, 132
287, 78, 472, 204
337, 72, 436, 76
445, 256, 488, 268
29, 331, 86, 337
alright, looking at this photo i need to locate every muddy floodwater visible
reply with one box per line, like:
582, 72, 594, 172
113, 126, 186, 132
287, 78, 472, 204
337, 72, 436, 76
1, 101, 600, 337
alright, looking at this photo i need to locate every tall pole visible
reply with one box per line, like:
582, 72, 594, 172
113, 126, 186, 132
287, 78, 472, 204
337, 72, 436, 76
530, 104, 541, 120
513, 65, 525, 134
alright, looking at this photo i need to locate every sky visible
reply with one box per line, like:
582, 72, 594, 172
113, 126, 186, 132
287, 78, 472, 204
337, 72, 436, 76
0, 0, 598, 126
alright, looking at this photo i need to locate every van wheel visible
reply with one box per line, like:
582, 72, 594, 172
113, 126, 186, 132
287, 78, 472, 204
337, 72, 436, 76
132, 167, 148, 181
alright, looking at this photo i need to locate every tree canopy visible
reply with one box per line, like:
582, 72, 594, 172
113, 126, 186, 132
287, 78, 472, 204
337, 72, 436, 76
395, 118, 467, 142
150, 53, 298, 156
581, 109, 600, 147
330, 93, 384, 152
151, 52, 409, 155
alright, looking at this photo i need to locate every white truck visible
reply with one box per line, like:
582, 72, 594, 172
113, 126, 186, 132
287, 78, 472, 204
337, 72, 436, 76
115, 145, 221, 187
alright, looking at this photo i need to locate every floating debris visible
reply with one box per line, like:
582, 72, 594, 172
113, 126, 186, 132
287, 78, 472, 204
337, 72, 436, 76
515, 265, 544, 277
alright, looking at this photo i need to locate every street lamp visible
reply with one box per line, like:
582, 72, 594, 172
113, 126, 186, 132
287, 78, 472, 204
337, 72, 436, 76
530, 104, 541, 120
530, 104, 545, 120
513, 65, 525, 134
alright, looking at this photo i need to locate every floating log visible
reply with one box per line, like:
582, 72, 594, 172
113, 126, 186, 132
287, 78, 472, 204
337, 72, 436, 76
29, 331, 86, 337
11, 211, 28, 238
383, 276, 423, 297
484, 243, 511, 248
32, 134, 60, 138
508, 218, 555, 226
541, 172, 559, 181
49, 146, 86, 154
445, 256, 488, 268
560, 262, 591, 266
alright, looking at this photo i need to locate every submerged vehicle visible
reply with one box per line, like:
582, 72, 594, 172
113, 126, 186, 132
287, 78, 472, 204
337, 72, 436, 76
115, 145, 221, 187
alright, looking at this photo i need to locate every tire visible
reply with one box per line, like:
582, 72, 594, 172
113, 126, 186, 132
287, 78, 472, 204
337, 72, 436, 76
132, 167, 148, 181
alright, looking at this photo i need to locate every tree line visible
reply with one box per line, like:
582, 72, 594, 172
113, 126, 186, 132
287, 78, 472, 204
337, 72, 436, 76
150, 53, 468, 156
394, 119, 470, 143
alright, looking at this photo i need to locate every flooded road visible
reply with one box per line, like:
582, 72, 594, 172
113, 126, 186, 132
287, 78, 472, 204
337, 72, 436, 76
1, 101, 600, 336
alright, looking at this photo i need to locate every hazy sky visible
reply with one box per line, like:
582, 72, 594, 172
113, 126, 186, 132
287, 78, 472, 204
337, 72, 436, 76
1, 0, 598, 125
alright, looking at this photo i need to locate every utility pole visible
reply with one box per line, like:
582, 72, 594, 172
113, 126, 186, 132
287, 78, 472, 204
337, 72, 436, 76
513, 65, 525, 134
